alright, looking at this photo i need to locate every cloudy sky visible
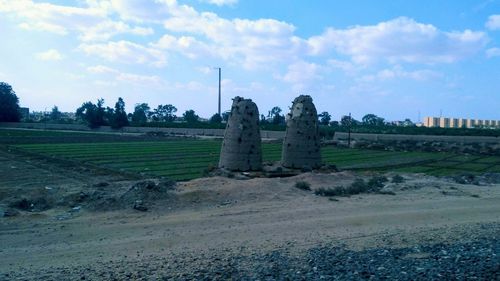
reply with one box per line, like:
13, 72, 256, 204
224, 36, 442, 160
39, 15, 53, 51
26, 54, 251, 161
1, 0, 499, 121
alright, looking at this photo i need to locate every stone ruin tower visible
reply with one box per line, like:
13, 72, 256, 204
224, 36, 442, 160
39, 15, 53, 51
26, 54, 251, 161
219, 97, 262, 171
281, 95, 322, 169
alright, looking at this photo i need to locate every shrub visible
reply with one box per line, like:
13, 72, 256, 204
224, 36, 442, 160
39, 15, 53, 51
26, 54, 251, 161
295, 181, 311, 191
315, 186, 346, 197
392, 174, 405, 184
202, 164, 217, 177
349, 178, 368, 194
453, 173, 480, 185
367, 175, 388, 190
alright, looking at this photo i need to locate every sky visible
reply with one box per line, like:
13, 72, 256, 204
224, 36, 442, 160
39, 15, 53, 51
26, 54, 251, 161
0, 0, 499, 122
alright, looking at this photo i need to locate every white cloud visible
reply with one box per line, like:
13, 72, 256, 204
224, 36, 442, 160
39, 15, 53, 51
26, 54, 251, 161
87, 64, 161, 85
281, 61, 322, 83
360, 66, 441, 82
200, 0, 238, 6
93, 80, 117, 87
174, 81, 205, 91
87, 65, 116, 73
152, 34, 213, 59
0, 0, 153, 41
307, 17, 488, 64
486, 47, 500, 57
162, 5, 305, 69
107, 0, 172, 22
0, 0, 105, 34
36, 49, 63, 61
196, 66, 212, 74
116, 72, 161, 84
486, 15, 500, 30
79, 40, 167, 67
278, 60, 323, 92
19, 21, 67, 35
327, 59, 362, 74
79, 20, 153, 42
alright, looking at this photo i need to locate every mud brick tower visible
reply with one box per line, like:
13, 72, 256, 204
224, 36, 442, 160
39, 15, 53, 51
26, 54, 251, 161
281, 95, 322, 169
219, 97, 262, 171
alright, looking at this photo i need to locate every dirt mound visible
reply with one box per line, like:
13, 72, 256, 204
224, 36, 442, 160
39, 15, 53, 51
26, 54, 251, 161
80, 179, 177, 212
1, 179, 177, 216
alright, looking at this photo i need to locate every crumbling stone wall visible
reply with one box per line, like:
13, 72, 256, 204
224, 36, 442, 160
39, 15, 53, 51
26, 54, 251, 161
281, 95, 322, 169
219, 97, 262, 171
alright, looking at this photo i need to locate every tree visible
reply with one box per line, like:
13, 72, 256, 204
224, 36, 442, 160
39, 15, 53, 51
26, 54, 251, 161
340, 115, 358, 127
150, 104, 177, 122
260, 114, 268, 124
50, 105, 62, 121
222, 111, 231, 122
330, 121, 340, 127
209, 113, 222, 124
131, 103, 150, 124
110, 97, 129, 129
0, 82, 21, 122
362, 114, 385, 126
402, 118, 414, 127
318, 111, 331, 126
183, 109, 199, 123
75, 98, 107, 128
268, 106, 285, 125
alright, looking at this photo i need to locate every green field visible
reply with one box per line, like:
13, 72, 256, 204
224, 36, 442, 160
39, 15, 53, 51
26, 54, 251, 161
2, 129, 500, 180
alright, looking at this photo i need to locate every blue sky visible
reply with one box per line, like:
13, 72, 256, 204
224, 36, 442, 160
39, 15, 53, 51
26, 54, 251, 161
1, 0, 499, 121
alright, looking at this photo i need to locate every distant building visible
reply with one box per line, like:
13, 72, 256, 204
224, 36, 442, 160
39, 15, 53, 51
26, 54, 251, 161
423, 117, 439, 127
19, 107, 29, 120
423, 116, 500, 129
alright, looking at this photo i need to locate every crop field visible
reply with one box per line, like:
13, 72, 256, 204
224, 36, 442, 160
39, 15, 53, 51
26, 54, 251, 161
2, 128, 500, 180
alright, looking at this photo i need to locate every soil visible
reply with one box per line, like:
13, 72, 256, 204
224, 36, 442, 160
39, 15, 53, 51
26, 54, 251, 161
1, 147, 499, 280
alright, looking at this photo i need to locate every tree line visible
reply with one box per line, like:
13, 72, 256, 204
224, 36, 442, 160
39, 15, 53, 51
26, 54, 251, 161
1, 81, 499, 137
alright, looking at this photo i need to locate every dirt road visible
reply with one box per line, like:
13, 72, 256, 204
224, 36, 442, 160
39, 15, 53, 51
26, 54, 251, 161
1, 164, 499, 280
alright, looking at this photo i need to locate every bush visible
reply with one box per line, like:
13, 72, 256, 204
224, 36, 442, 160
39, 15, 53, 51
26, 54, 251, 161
349, 178, 368, 194
367, 175, 388, 190
294, 181, 311, 191
315, 186, 345, 197
392, 174, 405, 184
315, 175, 392, 198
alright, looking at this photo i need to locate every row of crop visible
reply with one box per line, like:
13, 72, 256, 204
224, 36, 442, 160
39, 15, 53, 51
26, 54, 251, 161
17, 143, 222, 157
63, 148, 221, 161
15, 139, 500, 180
101, 157, 219, 170
18, 141, 282, 160
0, 129, 91, 137
16, 140, 220, 152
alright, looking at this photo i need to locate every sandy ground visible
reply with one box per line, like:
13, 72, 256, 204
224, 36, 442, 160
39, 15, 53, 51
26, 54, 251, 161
0, 149, 499, 280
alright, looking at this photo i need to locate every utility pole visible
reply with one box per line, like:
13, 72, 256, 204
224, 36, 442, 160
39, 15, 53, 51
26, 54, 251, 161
348, 112, 352, 148
214, 67, 221, 116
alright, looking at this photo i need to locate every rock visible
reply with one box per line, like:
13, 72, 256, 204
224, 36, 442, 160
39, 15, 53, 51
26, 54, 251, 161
379, 185, 396, 195
0, 208, 19, 217
133, 180, 156, 190
94, 182, 110, 187
133, 200, 148, 212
